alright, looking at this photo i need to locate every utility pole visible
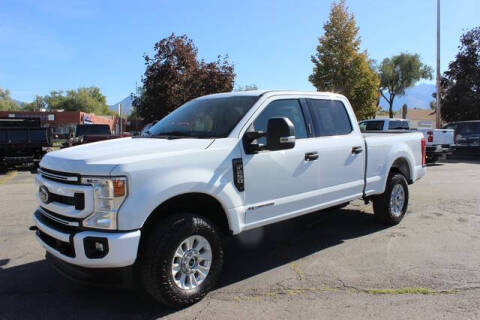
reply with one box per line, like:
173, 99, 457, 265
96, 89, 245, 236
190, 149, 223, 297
436, 0, 441, 128
118, 104, 122, 135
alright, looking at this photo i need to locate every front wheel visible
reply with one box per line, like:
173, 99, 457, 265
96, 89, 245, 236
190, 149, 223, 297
372, 173, 409, 225
139, 213, 224, 307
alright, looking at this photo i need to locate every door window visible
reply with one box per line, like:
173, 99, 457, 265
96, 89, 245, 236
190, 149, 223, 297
251, 99, 308, 144
307, 99, 352, 136
360, 120, 384, 131
388, 121, 409, 130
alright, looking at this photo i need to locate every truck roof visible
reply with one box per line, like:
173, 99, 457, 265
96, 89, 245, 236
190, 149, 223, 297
197, 90, 346, 100
361, 118, 408, 122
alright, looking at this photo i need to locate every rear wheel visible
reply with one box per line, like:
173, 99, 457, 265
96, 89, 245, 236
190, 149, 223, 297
139, 213, 223, 307
372, 173, 409, 225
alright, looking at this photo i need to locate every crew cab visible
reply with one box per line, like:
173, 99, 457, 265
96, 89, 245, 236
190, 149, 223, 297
359, 118, 454, 163
32, 91, 426, 307
63, 124, 119, 148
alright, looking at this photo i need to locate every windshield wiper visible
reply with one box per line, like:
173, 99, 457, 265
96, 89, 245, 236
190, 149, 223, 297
150, 131, 196, 139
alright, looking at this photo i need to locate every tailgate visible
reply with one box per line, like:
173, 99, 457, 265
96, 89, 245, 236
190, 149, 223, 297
433, 129, 454, 145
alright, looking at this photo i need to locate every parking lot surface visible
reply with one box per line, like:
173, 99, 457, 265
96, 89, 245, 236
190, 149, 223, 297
1, 160, 480, 319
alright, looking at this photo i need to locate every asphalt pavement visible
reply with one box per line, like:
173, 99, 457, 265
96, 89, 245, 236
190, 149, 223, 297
1, 160, 479, 319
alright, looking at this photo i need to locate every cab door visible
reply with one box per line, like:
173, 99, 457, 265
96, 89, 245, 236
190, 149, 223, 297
241, 98, 320, 225
305, 98, 365, 203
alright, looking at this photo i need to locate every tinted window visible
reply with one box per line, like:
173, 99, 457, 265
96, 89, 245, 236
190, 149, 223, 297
388, 120, 409, 130
148, 96, 259, 138
76, 125, 111, 136
456, 122, 480, 135
308, 99, 352, 136
251, 99, 308, 145
360, 120, 385, 131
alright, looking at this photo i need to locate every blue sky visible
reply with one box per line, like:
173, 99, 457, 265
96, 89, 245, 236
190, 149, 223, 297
1, 0, 479, 104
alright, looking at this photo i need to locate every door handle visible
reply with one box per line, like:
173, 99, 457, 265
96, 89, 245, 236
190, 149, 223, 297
305, 152, 319, 161
352, 146, 363, 154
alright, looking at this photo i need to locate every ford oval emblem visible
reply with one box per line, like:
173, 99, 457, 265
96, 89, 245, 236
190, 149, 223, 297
39, 186, 49, 204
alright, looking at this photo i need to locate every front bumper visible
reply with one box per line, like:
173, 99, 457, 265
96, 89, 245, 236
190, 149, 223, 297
33, 208, 141, 268
46, 252, 134, 288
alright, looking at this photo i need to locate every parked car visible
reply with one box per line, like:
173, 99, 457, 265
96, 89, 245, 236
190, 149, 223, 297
359, 118, 410, 131
443, 121, 480, 157
359, 118, 454, 163
0, 117, 52, 170
33, 91, 426, 307
63, 124, 120, 148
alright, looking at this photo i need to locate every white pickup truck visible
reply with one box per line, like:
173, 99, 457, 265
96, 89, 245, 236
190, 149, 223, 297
33, 91, 426, 307
359, 118, 454, 163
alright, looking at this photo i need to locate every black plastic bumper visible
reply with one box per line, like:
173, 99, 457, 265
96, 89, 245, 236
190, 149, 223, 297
46, 252, 134, 289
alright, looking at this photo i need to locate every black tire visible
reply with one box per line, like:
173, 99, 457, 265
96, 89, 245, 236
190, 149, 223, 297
372, 173, 409, 225
139, 213, 224, 307
426, 155, 439, 164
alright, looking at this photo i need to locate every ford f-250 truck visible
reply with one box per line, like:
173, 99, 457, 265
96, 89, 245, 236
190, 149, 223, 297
32, 91, 426, 307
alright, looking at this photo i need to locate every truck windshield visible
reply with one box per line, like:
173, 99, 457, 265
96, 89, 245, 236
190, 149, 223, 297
76, 125, 111, 136
145, 96, 260, 138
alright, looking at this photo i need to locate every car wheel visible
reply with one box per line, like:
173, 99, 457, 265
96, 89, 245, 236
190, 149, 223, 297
139, 213, 224, 307
372, 173, 409, 225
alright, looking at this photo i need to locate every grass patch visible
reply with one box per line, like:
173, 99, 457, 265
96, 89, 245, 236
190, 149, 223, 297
366, 287, 437, 295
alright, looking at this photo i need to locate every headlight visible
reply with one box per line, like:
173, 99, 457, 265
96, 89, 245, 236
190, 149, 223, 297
81, 176, 127, 230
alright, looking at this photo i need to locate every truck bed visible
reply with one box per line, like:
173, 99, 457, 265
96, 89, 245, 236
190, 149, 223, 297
363, 131, 425, 196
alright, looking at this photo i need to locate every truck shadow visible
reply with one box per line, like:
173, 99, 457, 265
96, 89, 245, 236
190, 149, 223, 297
0, 208, 387, 319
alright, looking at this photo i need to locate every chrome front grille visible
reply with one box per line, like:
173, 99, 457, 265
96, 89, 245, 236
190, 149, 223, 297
38, 167, 80, 184
38, 207, 80, 227
36, 170, 94, 219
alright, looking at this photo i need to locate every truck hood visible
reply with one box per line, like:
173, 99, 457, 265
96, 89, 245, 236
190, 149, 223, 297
40, 137, 214, 175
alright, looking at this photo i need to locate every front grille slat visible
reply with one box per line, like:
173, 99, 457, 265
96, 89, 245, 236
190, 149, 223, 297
48, 192, 85, 210
35, 209, 80, 233
38, 167, 80, 184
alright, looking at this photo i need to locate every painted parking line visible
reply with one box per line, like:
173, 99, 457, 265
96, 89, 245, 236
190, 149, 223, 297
0, 171, 18, 185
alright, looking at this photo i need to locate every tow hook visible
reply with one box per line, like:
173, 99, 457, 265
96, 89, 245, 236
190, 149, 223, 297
29, 225, 38, 231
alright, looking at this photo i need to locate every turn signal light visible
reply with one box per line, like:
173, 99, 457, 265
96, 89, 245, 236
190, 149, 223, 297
113, 179, 126, 197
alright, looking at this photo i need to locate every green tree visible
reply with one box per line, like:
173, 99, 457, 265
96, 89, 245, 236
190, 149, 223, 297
43, 87, 113, 115
441, 26, 480, 122
22, 95, 45, 111
379, 53, 433, 118
309, 0, 379, 120
133, 34, 235, 122
0, 88, 20, 111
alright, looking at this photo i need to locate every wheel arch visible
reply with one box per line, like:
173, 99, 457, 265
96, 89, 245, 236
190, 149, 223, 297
389, 157, 412, 184
140, 192, 233, 241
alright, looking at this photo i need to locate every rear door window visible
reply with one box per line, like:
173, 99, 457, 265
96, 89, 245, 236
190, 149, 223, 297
307, 99, 352, 136
388, 121, 409, 130
361, 120, 385, 131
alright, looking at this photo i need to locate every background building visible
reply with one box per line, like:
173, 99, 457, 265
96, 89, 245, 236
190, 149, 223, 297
0, 111, 123, 138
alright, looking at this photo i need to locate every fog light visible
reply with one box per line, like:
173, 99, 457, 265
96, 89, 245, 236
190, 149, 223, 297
84, 237, 109, 259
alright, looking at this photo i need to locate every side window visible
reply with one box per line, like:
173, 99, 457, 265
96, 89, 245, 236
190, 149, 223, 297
251, 99, 308, 144
308, 99, 352, 136
389, 121, 409, 130
365, 121, 385, 131
388, 121, 399, 130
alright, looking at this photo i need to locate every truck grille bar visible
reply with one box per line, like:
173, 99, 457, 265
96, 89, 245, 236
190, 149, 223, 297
38, 167, 79, 184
